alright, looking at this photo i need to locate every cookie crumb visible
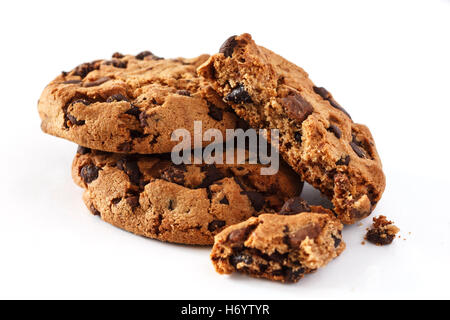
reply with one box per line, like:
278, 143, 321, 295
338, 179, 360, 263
365, 215, 400, 246
361, 241, 366, 245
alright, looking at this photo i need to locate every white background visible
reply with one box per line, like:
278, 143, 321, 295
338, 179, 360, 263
0, 0, 449, 300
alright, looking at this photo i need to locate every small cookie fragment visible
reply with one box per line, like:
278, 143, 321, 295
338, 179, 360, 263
210, 212, 345, 283
365, 215, 400, 246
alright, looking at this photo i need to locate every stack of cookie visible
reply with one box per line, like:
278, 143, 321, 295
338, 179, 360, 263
38, 34, 385, 283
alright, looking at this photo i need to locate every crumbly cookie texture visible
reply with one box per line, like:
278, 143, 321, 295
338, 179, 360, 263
39, 52, 239, 154
365, 215, 400, 246
210, 210, 345, 283
72, 147, 302, 245
198, 33, 386, 224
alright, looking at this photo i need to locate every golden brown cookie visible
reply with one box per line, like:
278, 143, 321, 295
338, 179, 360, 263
39, 52, 238, 154
198, 33, 386, 224
210, 210, 345, 283
72, 147, 302, 245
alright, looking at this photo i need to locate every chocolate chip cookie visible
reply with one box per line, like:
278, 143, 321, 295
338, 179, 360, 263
39, 52, 239, 154
72, 147, 302, 245
210, 209, 345, 283
198, 33, 386, 224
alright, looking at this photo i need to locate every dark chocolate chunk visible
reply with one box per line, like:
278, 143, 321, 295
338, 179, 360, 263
230, 253, 253, 268
63, 79, 82, 84
200, 165, 225, 188
288, 224, 321, 247
279, 197, 311, 215
117, 158, 142, 185
336, 155, 350, 166
227, 225, 257, 243
77, 146, 91, 155
327, 124, 342, 139
282, 92, 314, 123
83, 77, 111, 88
207, 102, 223, 121
366, 229, 395, 246
124, 105, 141, 120
89, 204, 101, 216
331, 234, 342, 248
136, 51, 154, 60
350, 139, 366, 158
107, 94, 128, 102
283, 267, 305, 283
208, 220, 226, 232
225, 83, 252, 104
73, 61, 100, 79
129, 130, 147, 139
66, 114, 85, 126
219, 35, 238, 58
176, 90, 191, 96
80, 164, 100, 184
219, 196, 229, 205
126, 196, 139, 209
112, 52, 124, 59
111, 198, 122, 205
160, 164, 186, 186
294, 131, 302, 143
313, 86, 352, 120
241, 191, 265, 211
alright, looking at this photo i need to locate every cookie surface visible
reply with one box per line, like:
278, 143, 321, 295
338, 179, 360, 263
198, 33, 386, 224
210, 211, 345, 283
72, 147, 302, 245
39, 52, 238, 154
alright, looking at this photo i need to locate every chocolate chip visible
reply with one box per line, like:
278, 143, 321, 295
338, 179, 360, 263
281, 92, 313, 123
117, 142, 132, 153
106, 94, 128, 103
105, 59, 127, 68
313, 86, 352, 120
208, 220, 226, 232
236, 118, 250, 130
80, 164, 100, 184
227, 225, 256, 243
230, 253, 253, 268
225, 83, 252, 104
331, 234, 342, 248
313, 86, 331, 100
288, 224, 321, 247
111, 198, 121, 205
241, 191, 265, 211
327, 124, 342, 139
124, 105, 141, 120
160, 165, 186, 185
66, 114, 85, 126
117, 159, 141, 185
129, 130, 147, 139
294, 131, 302, 143
89, 204, 101, 216
63, 79, 82, 84
219, 196, 229, 205
219, 35, 237, 58
112, 52, 124, 59
72, 99, 91, 106
168, 199, 175, 210
200, 165, 224, 188
83, 77, 111, 88
77, 146, 91, 155
73, 61, 100, 78
126, 196, 139, 209
283, 267, 305, 283
350, 137, 366, 159
279, 197, 311, 215
207, 102, 223, 121
336, 155, 350, 166
136, 51, 154, 60
366, 229, 395, 246
176, 90, 191, 96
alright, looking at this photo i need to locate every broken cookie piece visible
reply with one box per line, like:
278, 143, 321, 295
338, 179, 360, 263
365, 215, 400, 246
210, 211, 345, 283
